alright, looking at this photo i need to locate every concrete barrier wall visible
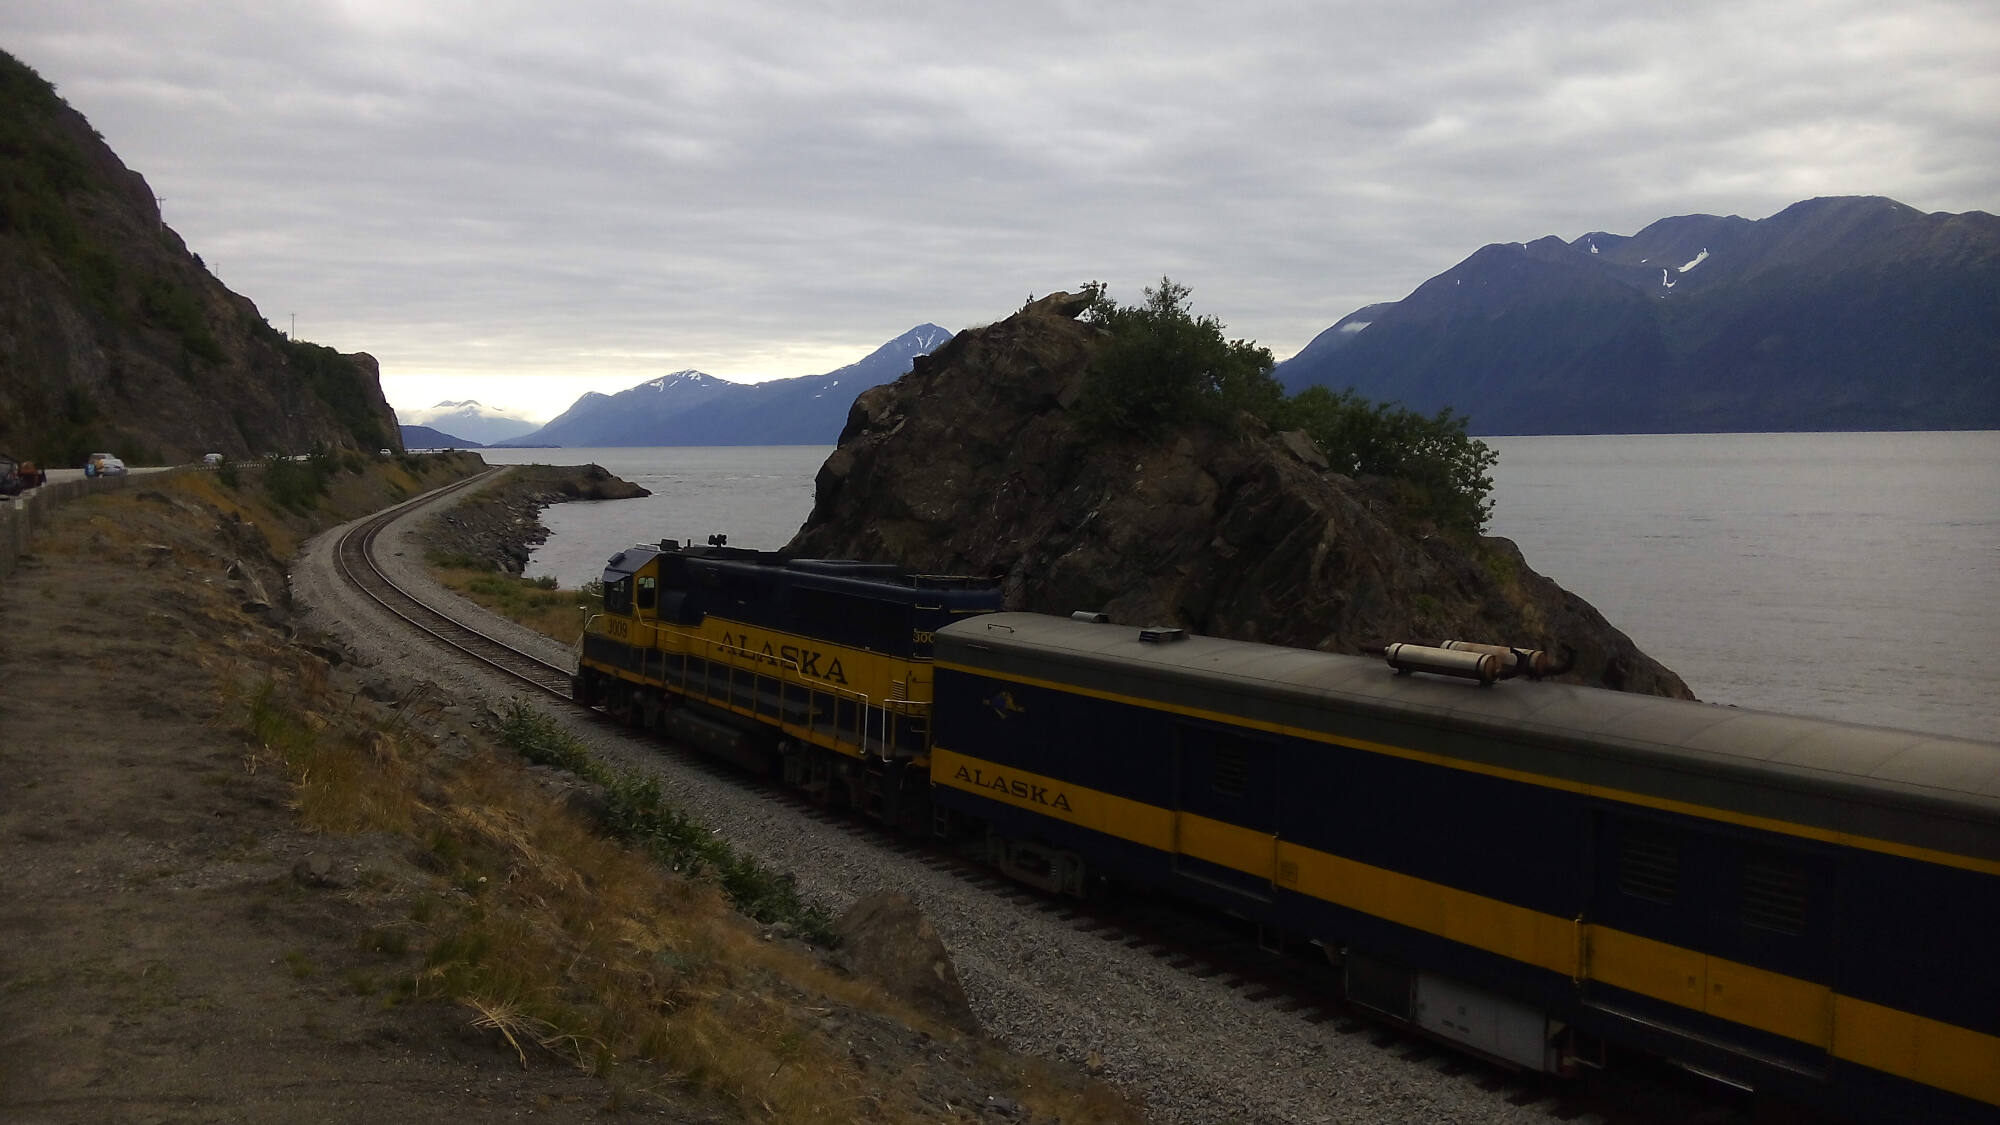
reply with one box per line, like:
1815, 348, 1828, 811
1, 470, 157, 583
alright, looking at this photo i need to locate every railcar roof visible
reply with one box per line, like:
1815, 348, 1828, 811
937, 613, 2000, 828
600, 546, 661, 577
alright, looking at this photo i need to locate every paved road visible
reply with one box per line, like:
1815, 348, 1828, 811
40, 465, 178, 486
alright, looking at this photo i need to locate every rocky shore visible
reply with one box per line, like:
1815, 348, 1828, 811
419, 461, 647, 574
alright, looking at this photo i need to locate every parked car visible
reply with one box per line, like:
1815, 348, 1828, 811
83, 452, 128, 477
2, 454, 45, 493
203, 452, 224, 467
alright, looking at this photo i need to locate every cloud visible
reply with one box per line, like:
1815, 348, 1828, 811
3, 0, 1994, 418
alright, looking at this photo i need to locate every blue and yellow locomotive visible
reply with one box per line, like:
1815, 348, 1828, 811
576, 547, 2000, 1122
574, 541, 1002, 822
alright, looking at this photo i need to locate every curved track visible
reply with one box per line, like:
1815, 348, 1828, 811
331, 469, 575, 699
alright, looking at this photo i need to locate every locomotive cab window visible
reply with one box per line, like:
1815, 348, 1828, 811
605, 577, 633, 615
636, 575, 657, 612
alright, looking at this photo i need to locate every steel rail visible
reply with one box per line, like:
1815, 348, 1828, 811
331, 468, 574, 700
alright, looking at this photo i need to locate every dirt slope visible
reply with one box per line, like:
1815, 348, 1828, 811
0, 463, 621, 1121
0, 460, 1135, 1125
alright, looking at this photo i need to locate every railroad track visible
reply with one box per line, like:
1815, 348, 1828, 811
331, 469, 575, 699
332, 480, 1796, 1125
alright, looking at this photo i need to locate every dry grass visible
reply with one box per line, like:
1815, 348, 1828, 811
401, 754, 925, 1120
432, 565, 594, 643
232, 659, 422, 837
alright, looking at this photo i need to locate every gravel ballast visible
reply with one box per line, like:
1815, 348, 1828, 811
291, 470, 1563, 1125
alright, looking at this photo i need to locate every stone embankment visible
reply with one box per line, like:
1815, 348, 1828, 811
419, 462, 647, 574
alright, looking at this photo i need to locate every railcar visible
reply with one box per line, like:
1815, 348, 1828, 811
574, 543, 2000, 1120
929, 613, 2000, 1123
574, 542, 1002, 822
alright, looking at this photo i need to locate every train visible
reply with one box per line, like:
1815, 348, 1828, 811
573, 540, 2000, 1123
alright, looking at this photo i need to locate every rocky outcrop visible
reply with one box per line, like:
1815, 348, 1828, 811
790, 293, 1691, 697
423, 463, 648, 574
0, 50, 400, 465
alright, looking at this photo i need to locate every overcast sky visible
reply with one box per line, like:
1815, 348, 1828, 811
5, 1, 1997, 422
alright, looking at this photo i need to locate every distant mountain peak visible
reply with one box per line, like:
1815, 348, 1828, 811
397, 398, 540, 444
1275, 195, 2000, 434
505, 323, 956, 447
641, 369, 718, 391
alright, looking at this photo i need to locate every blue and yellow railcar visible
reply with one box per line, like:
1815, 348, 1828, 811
575, 542, 1002, 819
930, 613, 2000, 1123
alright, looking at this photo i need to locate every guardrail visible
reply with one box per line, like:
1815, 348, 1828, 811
0, 469, 177, 582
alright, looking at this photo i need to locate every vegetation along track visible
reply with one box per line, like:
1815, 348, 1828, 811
334, 480, 1793, 1125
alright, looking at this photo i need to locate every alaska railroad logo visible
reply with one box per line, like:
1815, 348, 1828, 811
984, 690, 1026, 719
952, 764, 1073, 812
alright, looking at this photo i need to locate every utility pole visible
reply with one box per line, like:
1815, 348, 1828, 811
289, 313, 296, 340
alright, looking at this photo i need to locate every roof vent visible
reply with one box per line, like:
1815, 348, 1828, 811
1138, 626, 1187, 644
1071, 611, 1110, 623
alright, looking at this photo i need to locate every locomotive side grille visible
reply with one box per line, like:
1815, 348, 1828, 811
1740, 855, 1809, 934
1211, 746, 1249, 796
1617, 834, 1679, 903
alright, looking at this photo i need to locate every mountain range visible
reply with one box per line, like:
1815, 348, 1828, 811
1275, 196, 2000, 434
396, 400, 537, 445
500, 325, 952, 446
399, 424, 481, 449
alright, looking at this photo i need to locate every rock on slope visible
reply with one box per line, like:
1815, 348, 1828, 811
790, 293, 1691, 697
0, 50, 399, 464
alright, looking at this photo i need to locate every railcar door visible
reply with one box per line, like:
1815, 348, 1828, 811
1583, 812, 1835, 1075
1171, 722, 1280, 901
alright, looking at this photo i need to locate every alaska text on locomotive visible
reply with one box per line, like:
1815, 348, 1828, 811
951, 764, 1074, 812
716, 629, 849, 685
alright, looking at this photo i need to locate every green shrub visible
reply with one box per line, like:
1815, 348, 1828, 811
495, 702, 837, 944
138, 274, 223, 363
1073, 277, 1497, 534
262, 445, 336, 512
1074, 278, 1279, 436
1275, 387, 1497, 533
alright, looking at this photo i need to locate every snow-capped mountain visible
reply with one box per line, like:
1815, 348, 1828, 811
395, 400, 540, 445
1275, 196, 2000, 433
502, 325, 953, 447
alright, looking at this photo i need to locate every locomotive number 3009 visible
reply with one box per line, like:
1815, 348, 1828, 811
606, 618, 630, 639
